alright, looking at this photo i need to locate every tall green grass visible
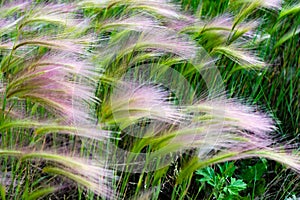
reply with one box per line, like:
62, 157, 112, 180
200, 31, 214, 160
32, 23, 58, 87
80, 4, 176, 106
177, 0, 299, 199
0, 0, 299, 199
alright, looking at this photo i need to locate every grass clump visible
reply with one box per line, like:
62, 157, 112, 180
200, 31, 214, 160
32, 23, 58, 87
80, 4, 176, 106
0, 0, 299, 199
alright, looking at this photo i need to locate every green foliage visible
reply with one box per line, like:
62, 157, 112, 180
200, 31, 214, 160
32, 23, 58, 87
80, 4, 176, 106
238, 159, 268, 198
0, 0, 299, 199
196, 162, 247, 199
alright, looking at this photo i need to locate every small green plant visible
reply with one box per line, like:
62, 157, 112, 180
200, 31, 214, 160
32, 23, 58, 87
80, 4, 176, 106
195, 162, 247, 200
239, 159, 268, 198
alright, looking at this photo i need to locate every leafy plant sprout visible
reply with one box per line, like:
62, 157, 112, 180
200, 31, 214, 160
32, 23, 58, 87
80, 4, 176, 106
0, 0, 299, 199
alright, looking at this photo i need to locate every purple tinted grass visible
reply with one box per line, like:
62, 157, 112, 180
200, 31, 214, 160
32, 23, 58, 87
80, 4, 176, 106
110, 82, 185, 126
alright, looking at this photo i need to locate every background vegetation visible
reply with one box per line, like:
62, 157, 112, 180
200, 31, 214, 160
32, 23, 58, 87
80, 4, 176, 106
0, 0, 299, 199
